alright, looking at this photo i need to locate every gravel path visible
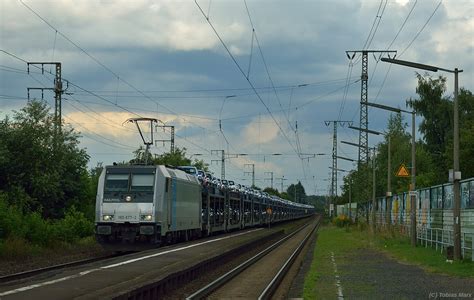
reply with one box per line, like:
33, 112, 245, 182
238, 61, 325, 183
336, 248, 474, 299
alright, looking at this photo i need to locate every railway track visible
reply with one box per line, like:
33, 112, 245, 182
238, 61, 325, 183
0, 251, 135, 284
186, 216, 321, 299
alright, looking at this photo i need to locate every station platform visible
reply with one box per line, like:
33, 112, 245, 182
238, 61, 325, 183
0, 227, 282, 299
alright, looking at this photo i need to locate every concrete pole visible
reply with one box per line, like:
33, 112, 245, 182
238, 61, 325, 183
410, 112, 417, 247
252, 164, 255, 187
386, 135, 391, 229
371, 148, 376, 233
453, 68, 461, 260
221, 150, 225, 180
349, 178, 352, 220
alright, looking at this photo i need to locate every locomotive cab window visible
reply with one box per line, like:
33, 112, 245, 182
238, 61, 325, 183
105, 174, 129, 192
131, 174, 155, 192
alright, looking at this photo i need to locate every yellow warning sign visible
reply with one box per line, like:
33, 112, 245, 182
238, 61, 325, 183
396, 163, 410, 177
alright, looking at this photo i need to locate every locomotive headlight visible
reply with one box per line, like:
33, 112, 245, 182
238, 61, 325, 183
125, 195, 132, 202
102, 214, 114, 221
140, 214, 153, 221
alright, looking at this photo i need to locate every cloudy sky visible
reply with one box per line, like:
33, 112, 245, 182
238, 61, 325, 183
1, 0, 473, 195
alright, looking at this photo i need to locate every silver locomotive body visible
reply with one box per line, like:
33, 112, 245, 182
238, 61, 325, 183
95, 165, 201, 249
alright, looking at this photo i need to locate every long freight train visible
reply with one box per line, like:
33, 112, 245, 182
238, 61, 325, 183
95, 165, 314, 250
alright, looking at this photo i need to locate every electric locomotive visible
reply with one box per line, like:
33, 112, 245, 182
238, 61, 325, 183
95, 165, 202, 250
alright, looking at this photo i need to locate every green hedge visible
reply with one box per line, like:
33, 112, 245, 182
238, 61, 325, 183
0, 194, 94, 248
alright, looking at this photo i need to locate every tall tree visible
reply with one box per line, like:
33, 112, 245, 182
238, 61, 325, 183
306, 195, 327, 213
447, 89, 474, 179
130, 145, 153, 165
263, 187, 279, 196
407, 74, 474, 182
407, 73, 452, 182
286, 181, 306, 203
192, 158, 210, 172
0, 100, 90, 218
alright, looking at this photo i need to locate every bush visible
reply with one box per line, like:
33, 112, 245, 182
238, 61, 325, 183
332, 214, 353, 227
0, 195, 95, 254
52, 206, 94, 243
0, 194, 28, 239
24, 212, 54, 246
0, 236, 39, 259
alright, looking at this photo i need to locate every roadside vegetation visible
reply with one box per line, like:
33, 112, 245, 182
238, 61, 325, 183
0, 100, 97, 259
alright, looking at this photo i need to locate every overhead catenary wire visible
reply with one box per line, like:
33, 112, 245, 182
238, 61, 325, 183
1, 49, 217, 157
363, 0, 388, 50
0, 52, 250, 153
242, 0, 313, 185
243, 0, 295, 133
66, 77, 356, 95
337, 61, 354, 121
372, 0, 418, 103
195, 0, 302, 161
369, 0, 440, 107
63, 96, 137, 133
220, 79, 359, 122
64, 116, 136, 150
62, 104, 138, 149
399, 0, 442, 57
17, 0, 221, 139
364, 0, 389, 88
351, 0, 388, 67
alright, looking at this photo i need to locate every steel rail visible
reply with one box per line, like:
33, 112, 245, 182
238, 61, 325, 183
186, 217, 319, 300
259, 216, 321, 299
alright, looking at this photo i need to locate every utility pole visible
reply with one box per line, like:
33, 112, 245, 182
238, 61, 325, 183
349, 176, 352, 220
386, 134, 392, 229
380, 57, 462, 255
325, 120, 352, 216
27, 62, 64, 134
410, 111, 417, 246
348, 125, 387, 232
453, 68, 461, 259
345, 50, 396, 165
211, 150, 225, 179
155, 123, 175, 153
244, 164, 255, 187
276, 176, 287, 193
371, 147, 376, 233
264, 172, 274, 189
294, 182, 297, 202
364, 101, 416, 237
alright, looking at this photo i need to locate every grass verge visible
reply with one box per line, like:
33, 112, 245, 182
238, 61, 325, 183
375, 228, 473, 277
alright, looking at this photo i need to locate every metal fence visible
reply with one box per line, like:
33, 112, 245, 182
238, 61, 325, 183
416, 226, 474, 261
341, 176, 474, 261
383, 223, 474, 261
